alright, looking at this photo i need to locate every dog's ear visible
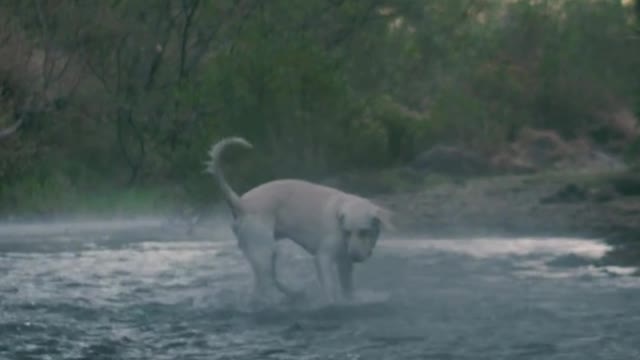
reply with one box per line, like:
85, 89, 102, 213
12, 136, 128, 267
374, 206, 396, 232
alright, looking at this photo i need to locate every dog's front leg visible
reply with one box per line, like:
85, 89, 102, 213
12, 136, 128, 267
314, 252, 344, 303
338, 258, 353, 300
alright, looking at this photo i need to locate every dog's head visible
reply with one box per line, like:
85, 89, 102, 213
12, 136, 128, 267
337, 199, 394, 263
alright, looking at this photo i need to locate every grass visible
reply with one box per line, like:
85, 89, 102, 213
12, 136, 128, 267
0, 179, 181, 220
2, 162, 637, 221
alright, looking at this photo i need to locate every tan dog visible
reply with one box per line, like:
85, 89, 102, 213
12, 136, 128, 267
205, 137, 393, 305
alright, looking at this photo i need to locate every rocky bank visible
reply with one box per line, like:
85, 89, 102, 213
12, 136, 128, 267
373, 170, 640, 241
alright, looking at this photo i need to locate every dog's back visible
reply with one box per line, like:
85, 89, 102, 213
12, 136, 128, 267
205, 137, 385, 252
240, 179, 351, 249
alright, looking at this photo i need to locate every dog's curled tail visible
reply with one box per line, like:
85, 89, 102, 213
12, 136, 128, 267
205, 136, 253, 217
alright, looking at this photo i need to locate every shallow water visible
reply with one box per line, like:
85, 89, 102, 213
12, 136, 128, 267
1, 221, 639, 359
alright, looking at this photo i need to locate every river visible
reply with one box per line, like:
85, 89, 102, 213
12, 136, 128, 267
1, 219, 639, 359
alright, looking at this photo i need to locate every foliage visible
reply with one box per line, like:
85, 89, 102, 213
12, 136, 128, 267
0, 0, 639, 216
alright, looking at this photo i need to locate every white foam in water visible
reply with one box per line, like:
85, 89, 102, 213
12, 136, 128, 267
601, 266, 637, 276
381, 236, 638, 280
0, 217, 166, 238
382, 237, 612, 259
513, 264, 639, 282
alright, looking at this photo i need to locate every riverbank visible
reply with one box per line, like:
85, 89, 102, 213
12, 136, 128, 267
2, 166, 640, 267
369, 168, 640, 267
3, 168, 639, 243
374, 170, 638, 238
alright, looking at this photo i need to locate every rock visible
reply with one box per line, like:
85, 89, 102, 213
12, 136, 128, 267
590, 187, 617, 203
577, 150, 626, 172
609, 174, 640, 196
484, 128, 569, 175
513, 128, 570, 168
540, 183, 620, 204
410, 128, 627, 178
411, 145, 491, 176
589, 107, 639, 151
492, 128, 627, 173
490, 152, 538, 174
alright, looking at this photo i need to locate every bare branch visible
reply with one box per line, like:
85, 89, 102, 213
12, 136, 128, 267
186, 0, 259, 72
0, 5, 13, 45
324, 1, 381, 51
50, 53, 74, 85
115, 34, 130, 95
179, 0, 200, 79
34, 0, 54, 91
144, 7, 178, 91
85, 57, 114, 95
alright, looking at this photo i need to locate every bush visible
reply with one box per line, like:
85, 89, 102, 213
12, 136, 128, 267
0, 0, 639, 216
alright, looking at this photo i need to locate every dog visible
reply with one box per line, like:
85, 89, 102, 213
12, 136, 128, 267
204, 137, 394, 305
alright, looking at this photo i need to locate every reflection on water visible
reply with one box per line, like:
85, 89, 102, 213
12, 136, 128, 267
0, 221, 639, 359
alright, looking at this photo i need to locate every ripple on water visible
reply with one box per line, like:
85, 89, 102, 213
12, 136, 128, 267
1, 233, 639, 359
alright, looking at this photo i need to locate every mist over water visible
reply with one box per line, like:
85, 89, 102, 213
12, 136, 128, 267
1, 218, 639, 359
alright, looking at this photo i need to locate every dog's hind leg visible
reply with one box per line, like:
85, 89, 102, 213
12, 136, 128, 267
233, 217, 277, 304
271, 249, 306, 302
232, 216, 284, 306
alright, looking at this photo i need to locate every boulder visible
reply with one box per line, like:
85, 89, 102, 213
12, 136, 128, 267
489, 152, 537, 174
609, 173, 640, 196
512, 128, 570, 168
411, 128, 627, 177
589, 107, 639, 152
493, 128, 626, 173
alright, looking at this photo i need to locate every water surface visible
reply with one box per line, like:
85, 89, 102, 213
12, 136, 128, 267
1, 220, 639, 359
